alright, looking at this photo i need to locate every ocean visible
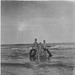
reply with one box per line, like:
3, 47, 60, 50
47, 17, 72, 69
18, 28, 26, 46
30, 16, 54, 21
1, 43, 75, 75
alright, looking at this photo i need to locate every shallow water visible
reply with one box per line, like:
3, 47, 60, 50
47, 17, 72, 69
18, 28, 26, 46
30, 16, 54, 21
1, 45, 75, 75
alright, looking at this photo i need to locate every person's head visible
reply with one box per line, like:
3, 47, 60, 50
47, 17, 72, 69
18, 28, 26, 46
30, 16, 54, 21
39, 42, 41, 44
35, 38, 37, 43
39, 42, 42, 46
43, 40, 46, 44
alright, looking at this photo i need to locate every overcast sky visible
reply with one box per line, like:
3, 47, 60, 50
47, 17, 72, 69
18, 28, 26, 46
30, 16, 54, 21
1, 1, 75, 44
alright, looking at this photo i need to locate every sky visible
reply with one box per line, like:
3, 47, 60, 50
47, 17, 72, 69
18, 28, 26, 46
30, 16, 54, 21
1, 1, 75, 44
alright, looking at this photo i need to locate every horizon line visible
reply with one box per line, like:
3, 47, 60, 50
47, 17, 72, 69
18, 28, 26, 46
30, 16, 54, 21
1, 42, 75, 45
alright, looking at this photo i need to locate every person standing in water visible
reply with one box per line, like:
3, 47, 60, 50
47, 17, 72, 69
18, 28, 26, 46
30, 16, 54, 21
43, 40, 52, 60
42, 40, 47, 60
33, 38, 39, 49
33, 38, 39, 61
39, 42, 46, 61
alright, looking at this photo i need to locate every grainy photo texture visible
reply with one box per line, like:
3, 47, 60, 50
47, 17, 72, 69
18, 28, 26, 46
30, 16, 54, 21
1, 1, 75, 75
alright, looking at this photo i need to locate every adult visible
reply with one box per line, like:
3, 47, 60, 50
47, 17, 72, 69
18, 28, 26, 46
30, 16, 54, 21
33, 38, 39, 50
43, 40, 46, 49
43, 40, 52, 60
33, 38, 39, 61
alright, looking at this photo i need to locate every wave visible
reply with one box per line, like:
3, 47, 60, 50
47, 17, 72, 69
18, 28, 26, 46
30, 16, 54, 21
1, 61, 74, 69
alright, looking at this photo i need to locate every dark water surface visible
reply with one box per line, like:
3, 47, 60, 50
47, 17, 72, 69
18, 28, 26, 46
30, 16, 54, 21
1, 44, 75, 75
